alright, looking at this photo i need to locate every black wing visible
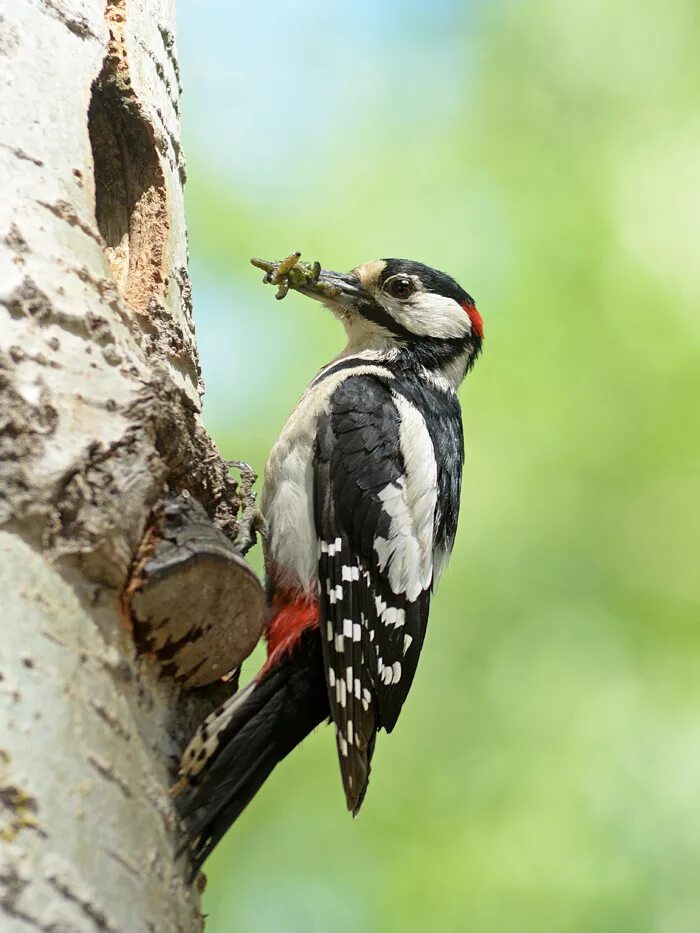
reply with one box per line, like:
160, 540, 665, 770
314, 375, 433, 812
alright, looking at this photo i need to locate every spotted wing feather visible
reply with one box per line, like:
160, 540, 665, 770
314, 375, 433, 810
315, 416, 375, 811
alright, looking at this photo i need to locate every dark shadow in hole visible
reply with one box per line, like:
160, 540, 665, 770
88, 80, 168, 312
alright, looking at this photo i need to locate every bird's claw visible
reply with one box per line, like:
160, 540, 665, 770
170, 775, 189, 798
226, 460, 268, 555
251, 252, 322, 301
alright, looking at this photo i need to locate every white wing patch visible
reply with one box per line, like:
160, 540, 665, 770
262, 366, 393, 591
372, 393, 437, 601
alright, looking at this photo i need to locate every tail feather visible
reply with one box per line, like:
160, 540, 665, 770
181, 745, 279, 877
178, 629, 328, 877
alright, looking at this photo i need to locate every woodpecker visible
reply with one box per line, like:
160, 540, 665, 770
177, 255, 483, 875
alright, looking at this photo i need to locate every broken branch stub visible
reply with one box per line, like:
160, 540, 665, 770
126, 493, 265, 687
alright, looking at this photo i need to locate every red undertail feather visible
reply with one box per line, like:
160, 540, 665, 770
261, 590, 319, 675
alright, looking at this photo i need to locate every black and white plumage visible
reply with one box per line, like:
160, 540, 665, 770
315, 374, 436, 809
177, 257, 483, 875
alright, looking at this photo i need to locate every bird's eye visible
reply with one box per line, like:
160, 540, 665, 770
385, 276, 415, 300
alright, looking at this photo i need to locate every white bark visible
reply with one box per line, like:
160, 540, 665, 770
0, 1, 259, 929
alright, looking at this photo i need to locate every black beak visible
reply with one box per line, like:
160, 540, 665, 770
251, 254, 366, 310
296, 268, 365, 310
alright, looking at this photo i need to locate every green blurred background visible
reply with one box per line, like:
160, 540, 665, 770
178, 1, 700, 929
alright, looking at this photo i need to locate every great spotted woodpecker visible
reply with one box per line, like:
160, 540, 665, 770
178, 255, 483, 874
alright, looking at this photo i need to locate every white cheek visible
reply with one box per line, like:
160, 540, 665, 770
387, 293, 470, 338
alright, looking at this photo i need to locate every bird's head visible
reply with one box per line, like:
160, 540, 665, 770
297, 258, 483, 387
253, 254, 483, 388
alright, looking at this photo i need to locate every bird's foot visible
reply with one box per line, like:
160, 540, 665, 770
226, 460, 268, 555
170, 775, 189, 798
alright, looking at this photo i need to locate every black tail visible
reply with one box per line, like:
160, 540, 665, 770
178, 629, 328, 877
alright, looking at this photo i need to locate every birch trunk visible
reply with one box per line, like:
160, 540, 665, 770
0, 1, 258, 929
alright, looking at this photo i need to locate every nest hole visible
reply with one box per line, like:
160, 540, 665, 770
88, 78, 169, 313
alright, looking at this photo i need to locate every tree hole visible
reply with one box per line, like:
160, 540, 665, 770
88, 79, 169, 314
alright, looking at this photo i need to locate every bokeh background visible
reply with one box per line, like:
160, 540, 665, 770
177, 1, 700, 930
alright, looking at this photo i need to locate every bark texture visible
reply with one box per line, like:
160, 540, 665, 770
0, 1, 262, 929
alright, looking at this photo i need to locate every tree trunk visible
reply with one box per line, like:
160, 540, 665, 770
0, 2, 261, 929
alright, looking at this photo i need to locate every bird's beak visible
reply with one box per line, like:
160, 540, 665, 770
251, 254, 367, 311
296, 268, 365, 311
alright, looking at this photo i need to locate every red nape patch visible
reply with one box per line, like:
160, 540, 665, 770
260, 591, 319, 676
462, 300, 484, 340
